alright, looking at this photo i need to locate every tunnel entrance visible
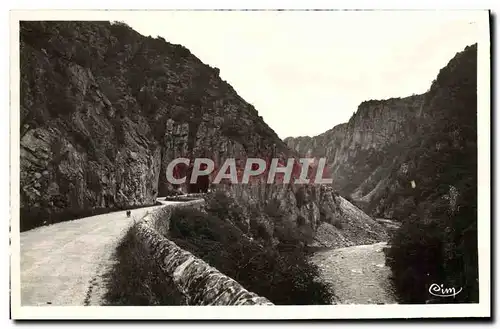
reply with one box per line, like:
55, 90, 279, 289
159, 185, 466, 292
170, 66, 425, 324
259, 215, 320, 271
186, 164, 210, 193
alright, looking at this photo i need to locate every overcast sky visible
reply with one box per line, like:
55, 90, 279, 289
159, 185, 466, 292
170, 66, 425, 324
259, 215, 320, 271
124, 10, 478, 139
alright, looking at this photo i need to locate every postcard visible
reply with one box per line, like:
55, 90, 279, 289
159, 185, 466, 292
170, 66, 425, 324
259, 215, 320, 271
10, 9, 491, 320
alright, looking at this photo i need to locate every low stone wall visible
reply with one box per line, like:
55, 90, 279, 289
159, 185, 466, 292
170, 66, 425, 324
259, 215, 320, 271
146, 199, 205, 236
134, 201, 274, 306
162, 193, 208, 202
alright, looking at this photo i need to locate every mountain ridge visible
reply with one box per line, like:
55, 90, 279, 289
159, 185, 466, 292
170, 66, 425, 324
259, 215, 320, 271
285, 44, 477, 219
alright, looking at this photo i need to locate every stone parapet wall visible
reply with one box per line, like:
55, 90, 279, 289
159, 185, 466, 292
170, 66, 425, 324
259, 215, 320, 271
145, 199, 205, 236
134, 201, 274, 306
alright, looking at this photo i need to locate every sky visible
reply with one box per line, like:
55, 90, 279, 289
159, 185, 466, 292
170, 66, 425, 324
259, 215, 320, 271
123, 10, 479, 139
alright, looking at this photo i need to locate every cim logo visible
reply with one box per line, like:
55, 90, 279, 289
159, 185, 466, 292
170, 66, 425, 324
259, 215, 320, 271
428, 283, 463, 298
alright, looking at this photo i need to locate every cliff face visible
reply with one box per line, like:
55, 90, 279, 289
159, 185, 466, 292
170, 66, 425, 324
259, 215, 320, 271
284, 123, 346, 165
286, 95, 424, 205
221, 184, 388, 249
20, 21, 291, 230
286, 44, 477, 220
329, 95, 426, 214
372, 44, 477, 219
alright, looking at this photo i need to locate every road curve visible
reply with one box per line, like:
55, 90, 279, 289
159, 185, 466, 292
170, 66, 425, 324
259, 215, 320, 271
20, 199, 180, 306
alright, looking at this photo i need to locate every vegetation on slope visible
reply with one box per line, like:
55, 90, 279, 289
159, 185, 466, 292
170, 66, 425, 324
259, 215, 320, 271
385, 44, 478, 303
167, 191, 335, 305
103, 225, 185, 305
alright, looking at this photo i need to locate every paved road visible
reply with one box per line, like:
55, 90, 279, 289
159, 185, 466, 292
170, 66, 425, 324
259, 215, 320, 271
310, 242, 398, 305
20, 199, 178, 306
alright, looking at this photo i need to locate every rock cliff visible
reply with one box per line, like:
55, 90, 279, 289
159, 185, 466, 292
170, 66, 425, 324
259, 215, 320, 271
285, 94, 424, 214
219, 184, 388, 248
286, 95, 424, 189
20, 21, 291, 230
285, 44, 477, 219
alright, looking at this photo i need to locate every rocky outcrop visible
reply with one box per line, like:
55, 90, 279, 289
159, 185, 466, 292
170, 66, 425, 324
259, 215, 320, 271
284, 123, 346, 163
285, 95, 424, 201
134, 209, 273, 305
20, 21, 291, 230
329, 95, 424, 195
370, 44, 477, 219
218, 184, 388, 248
285, 44, 477, 219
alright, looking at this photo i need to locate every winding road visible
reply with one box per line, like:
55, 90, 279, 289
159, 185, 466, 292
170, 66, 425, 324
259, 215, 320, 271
20, 199, 177, 306
20, 198, 398, 306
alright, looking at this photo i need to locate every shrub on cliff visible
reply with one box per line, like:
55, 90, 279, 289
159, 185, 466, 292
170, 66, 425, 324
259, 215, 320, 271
263, 198, 308, 246
168, 206, 334, 305
203, 190, 250, 234
386, 185, 478, 304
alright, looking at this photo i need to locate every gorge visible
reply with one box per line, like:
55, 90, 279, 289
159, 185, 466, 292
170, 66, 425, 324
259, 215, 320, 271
19, 20, 479, 306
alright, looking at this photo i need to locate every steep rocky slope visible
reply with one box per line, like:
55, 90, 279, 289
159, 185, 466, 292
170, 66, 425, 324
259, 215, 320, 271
284, 123, 347, 163
221, 184, 388, 249
20, 21, 291, 230
368, 44, 477, 220
285, 44, 477, 220
385, 44, 478, 303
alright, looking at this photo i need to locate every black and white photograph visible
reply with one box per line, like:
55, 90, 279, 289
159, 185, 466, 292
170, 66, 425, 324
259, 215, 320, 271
9, 9, 491, 320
